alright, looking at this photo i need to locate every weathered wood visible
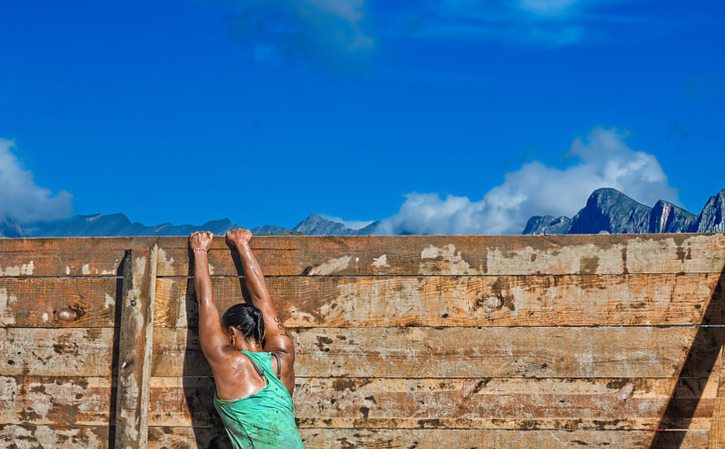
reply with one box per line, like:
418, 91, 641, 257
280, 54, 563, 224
0, 237, 156, 277
2, 425, 706, 449
150, 234, 725, 276
710, 347, 725, 448
152, 326, 703, 378
146, 376, 716, 430
0, 375, 715, 430
0, 327, 115, 376
0, 424, 109, 449
0, 277, 118, 327
147, 427, 710, 449
0, 325, 710, 378
154, 274, 723, 328
114, 245, 157, 449
1, 234, 722, 278
0, 234, 723, 448
0, 376, 113, 426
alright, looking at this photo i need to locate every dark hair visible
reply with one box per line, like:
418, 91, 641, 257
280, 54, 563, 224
222, 303, 265, 345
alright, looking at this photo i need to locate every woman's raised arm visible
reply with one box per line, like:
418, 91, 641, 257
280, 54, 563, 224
190, 231, 230, 364
226, 229, 295, 359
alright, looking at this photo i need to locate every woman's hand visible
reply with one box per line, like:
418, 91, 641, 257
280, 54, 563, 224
225, 228, 253, 247
189, 231, 214, 252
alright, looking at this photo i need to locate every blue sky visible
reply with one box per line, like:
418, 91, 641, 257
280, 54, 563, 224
1, 0, 724, 233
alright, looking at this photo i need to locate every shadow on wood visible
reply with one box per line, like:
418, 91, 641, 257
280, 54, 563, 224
649, 264, 725, 449
108, 250, 130, 449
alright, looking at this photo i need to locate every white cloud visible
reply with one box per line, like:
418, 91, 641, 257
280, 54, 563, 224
373, 127, 677, 235
0, 139, 73, 222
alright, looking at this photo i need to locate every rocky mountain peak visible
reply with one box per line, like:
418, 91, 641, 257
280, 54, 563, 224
649, 200, 696, 233
692, 189, 725, 232
569, 188, 652, 234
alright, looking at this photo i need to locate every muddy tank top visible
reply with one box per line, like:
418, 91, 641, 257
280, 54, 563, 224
213, 350, 304, 449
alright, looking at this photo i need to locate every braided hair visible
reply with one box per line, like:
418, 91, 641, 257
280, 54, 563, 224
222, 303, 265, 345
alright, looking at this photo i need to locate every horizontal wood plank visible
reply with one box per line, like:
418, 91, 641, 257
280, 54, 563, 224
147, 376, 715, 430
155, 274, 722, 328
147, 426, 709, 449
0, 425, 711, 449
0, 237, 156, 277
0, 278, 119, 327
151, 234, 725, 276
0, 325, 709, 378
0, 376, 113, 426
0, 375, 714, 430
0, 328, 115, 377
0, 424, 109, 449
153, 326, 701, 378
2, 234, 723, 278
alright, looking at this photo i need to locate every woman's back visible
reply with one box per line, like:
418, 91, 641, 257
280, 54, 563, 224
213, 350, 304, 449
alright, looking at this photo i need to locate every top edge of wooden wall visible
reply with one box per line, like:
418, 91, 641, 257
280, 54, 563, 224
0, 233, 723, 277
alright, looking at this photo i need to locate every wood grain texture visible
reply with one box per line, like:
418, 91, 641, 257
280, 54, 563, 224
0, 277, 119, 327
0, 237, 156, 277
0, 424, 109, 449
146, 376, 716, 430
0, 376, 113, 426
154, 274, 722, 328
1, 425, 706, 449
114, 245, 157, 449
0, 375, 714, 430
152, 326, 702, 378
1, 234, 722, 278
0, 327, 114, 376
1, 234, 723, 449
147, 426, 710, 449
710, 347, 725, 448
150, 233, 725, 276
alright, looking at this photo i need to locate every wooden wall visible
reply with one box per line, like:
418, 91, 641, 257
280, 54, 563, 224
1, 234, 725, 448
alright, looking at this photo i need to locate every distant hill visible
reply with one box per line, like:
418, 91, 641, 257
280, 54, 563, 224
1, 188, 723, 237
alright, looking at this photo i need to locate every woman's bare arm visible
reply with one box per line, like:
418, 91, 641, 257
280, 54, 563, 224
226, 229, 295, 359
190, 231, 230, 363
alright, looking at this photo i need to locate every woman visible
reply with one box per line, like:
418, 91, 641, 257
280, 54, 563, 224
189, 228, 304, 448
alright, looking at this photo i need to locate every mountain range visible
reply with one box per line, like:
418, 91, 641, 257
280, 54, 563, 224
1, 187, 723, 237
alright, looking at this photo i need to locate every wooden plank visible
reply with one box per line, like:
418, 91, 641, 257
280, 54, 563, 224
0, 325, 708, 378
1, 425, 708, 449
710, 347, 725, 448
0, 424, 109, 449
151, 233, 725, 276
1, 273, 715, 329
0, 376, 113, 426
0, 375, 714, 430
1, 234, 722, 277
147, 427, 710, 449
0, 237, 156, 277
154, 274, 722, 329
146, 376, 716, 430
0, 327, 115, 376
114, 245, 157, 449
0, 278, 118, 327
152, 326, 702, 378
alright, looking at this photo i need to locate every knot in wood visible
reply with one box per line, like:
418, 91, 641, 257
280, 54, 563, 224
55, 306, 79, 322
481, 296, 504, 311
616, 382, 635, 401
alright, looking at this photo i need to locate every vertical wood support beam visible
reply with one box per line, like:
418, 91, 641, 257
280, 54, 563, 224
114, 244, 158, 448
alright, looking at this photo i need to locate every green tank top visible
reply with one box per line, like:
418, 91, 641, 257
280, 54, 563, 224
213, 350, 304, 449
